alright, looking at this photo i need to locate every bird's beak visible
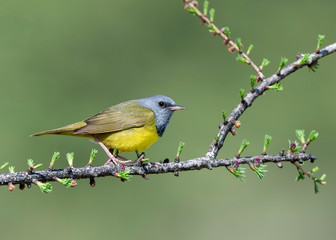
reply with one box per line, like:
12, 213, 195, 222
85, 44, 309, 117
168, 105, 185, 111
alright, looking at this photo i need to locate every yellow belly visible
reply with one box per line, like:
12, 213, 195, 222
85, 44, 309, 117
97, 126, 159, 152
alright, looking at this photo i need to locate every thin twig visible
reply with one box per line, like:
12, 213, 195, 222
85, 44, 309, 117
206, 43, 336, 160
184, 0, 265, 79
292, 162, 324, 185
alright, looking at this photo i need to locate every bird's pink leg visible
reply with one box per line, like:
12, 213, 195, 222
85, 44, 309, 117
94, 136, 133, 165
94, 136, 120, 165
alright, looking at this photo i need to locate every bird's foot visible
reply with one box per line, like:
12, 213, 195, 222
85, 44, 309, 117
134, 152, 147, 166
104, 158, 133, 166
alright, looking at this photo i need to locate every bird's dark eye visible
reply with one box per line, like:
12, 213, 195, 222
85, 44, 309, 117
158, 101, 165, 107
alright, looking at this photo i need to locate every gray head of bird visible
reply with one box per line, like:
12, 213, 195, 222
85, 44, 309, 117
138, 95, 185, 137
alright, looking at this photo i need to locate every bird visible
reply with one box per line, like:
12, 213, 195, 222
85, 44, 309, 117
31, 95, 185, 165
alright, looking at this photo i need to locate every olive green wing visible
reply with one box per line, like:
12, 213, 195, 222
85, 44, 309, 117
73, 100, 155, 135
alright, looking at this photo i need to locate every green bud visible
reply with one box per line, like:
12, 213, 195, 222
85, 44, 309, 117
308, 130, 319, 143
209, 8, 215, 22
297, 53, 311, 65
223, 26, 231, 38
56, 178, 73, 188
295, 129, 305, 144
277, 57, 288, 73
250, 75, 257, 89
0, 162, 9, 170
260, 58, 270, 70
222, 110, 227, 122
187, 6, 197, 15
236, 54, 248, 63
235, 38, 242, 51
176, 142, 185, 158
263, 135, 272, 153
240, 88, 245, 100
112, 148, 118, 156
268, 83, 283, 91
89, 149, 98, 165
8, 166, 15, 173
203, 0, 209, 15
317, 35, 325, 50
311, 166, 319, 173
246, 44, 254, 55
27, 159, 34, 168
238, 139, 250, 155
34, 163, 43, 169
36, 181, 53, 193
50, 152, 60, 168
117, 170, 132, 182
66, 152, 74, 167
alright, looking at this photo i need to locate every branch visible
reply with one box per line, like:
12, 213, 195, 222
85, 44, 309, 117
206, 43, 336, 159
0, 153, 316, 186
183, 0, 265, 79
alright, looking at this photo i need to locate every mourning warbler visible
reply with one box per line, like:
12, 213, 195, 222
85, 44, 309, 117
32, 95, 185, 164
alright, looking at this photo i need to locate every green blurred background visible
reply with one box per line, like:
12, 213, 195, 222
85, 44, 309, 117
0, 0, 335, 239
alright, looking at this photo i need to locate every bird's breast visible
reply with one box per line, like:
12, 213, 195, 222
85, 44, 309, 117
97, 125, 159, 152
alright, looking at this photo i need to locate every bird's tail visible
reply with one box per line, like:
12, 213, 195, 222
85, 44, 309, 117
31, 121, 87, 136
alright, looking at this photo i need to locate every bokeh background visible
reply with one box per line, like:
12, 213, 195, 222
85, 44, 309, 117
0, 0, 335, 239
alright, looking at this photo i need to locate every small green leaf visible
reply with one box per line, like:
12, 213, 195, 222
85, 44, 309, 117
297, 53, 311, 65
239, 88, 245, 100
223, 26, 231, 38
268, 83, 283, 91
235, 38, 242, 51
187, 6, 197, 15
238, 139, 250, 155
26, 159, 42, 169
231, 166, 246, 182
8, 166, 15, 173
277, 57, 288, 73
50, 152, 60, 167
216, 135, 220, 144
0, 162, 9, 170
206, 24, 216, 33
317, 34, 325, 50
320, 173, 326, 181
253, 163, 268, 179
250, 75, 257, 89
117, 170, 132, 182
34, 163, 43, 169
260, 58, 270, 70
236, 54, 248, 63
36, 181, 53, 193
203, 0, 209, 15
89, 149, 98, 165
295, 129, 305, 144
314, 181, 319, 194
209, 8, 215, 22
112, 148, 118, 156
141, 158, 149, 163
295, 169, 305, 181
27, 159, 34, 168
311, 166, 319, 173
66, 152, 74, 166
263, 135, 272, 153
176, 142, 185, 158
222, 110, 227, 122
246, 44, 254, 55
57, 178, 73, 188
308, 130, 319, 143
